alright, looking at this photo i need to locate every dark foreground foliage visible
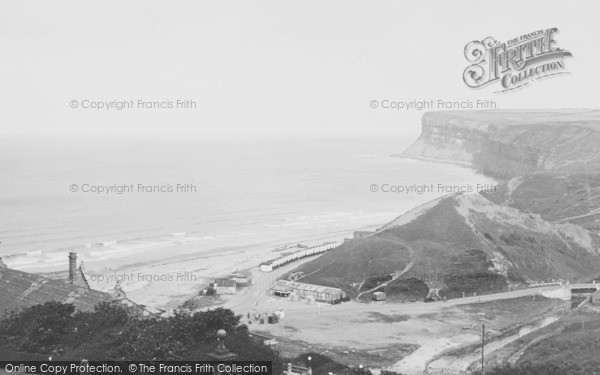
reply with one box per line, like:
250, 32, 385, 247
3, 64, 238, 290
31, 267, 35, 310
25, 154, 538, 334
0, 301, 282, 373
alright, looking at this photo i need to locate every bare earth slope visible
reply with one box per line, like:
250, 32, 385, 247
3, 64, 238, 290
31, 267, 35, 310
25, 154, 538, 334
292, 110, 600, 299
294, 192, 600, 299
482, 174, 600, 232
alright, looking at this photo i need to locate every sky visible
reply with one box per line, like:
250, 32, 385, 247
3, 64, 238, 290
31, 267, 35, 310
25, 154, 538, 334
1, 0, 599, 139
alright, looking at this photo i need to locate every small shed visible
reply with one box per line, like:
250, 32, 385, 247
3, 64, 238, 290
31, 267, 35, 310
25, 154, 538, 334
229, 271, 251, 286
373, 291, 386, 301
260, 262, 273, 272
213, 279, 236, 295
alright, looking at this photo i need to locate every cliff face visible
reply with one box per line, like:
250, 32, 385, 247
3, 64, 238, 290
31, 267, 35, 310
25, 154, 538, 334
290, 110, 600, 300
402, 110, 600, 178
401, 112, 496, 165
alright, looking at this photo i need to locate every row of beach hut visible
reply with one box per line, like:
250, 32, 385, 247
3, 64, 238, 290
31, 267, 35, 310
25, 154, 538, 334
260, 241, 343, 272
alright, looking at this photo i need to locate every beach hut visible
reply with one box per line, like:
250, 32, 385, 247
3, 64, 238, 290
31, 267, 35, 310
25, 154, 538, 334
372, 291, 386, 301
260, 261, 274, 272
229, 271, 251, 286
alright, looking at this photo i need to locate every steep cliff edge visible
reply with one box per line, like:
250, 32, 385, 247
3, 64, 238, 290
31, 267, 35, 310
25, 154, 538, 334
401, 110, 600, 178
292, 192, 600, 300
288, 110, 600, 299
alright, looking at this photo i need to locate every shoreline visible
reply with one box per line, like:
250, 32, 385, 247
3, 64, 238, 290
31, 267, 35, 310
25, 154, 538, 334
4, 228, 370, 310
2, 155, 495, 310
391, 153, 474, 169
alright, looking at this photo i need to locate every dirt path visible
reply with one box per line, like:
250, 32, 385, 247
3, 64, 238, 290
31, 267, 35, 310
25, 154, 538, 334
356, 261, 414, 300
356, 238, 416, 300
388, 337, 474, 375
222, 254, 321, 313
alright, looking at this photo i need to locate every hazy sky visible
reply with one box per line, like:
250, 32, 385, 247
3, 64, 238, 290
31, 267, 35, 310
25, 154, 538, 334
1, 0, 599, 139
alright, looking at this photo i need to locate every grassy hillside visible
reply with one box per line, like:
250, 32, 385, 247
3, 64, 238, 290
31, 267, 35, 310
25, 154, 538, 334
482, 174, 600, 232
481, 310, 600, 375
290, 192, 600, 299
293, 110, 600, 300
515, 310, 600, 369
290, 233, 414, 296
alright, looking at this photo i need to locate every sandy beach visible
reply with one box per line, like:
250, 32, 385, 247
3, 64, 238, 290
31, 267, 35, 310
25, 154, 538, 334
3, 228, 359, 309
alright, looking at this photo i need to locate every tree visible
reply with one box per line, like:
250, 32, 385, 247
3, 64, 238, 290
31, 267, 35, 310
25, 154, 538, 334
0, 302, 282, 368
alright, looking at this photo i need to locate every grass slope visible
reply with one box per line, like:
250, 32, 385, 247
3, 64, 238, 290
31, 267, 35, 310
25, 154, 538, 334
290, 193, 600, 299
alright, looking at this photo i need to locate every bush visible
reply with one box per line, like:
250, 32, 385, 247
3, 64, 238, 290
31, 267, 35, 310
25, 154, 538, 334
0, 302, 282, 370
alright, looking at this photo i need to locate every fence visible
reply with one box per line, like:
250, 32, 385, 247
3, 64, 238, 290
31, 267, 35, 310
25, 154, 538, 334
426, 316, 562, 374
482, 316, 560, 356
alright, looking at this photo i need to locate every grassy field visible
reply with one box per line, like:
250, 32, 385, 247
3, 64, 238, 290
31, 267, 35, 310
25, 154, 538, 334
513, 310, 600, 369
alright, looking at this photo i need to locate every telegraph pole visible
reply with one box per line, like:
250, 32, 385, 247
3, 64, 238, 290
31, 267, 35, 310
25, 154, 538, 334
481, 323, 485, 374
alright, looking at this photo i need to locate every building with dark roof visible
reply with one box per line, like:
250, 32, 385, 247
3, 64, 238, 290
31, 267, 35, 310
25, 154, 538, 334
0, 251, 160, 318
0, 267, 112, 315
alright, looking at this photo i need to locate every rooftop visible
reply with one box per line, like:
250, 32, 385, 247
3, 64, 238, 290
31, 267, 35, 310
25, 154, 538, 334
272, 280, 344, 295
0, 267, 112, 315
37, 267, 90, 289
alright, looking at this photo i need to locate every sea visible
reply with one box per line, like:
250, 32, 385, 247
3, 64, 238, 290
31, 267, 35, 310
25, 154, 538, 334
0, 136, 495, 274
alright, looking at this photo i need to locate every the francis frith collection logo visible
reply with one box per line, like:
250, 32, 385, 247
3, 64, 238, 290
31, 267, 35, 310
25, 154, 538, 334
463, 27, 572, 92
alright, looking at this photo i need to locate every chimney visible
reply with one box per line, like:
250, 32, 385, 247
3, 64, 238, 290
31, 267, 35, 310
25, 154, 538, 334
68, 252, 77, 284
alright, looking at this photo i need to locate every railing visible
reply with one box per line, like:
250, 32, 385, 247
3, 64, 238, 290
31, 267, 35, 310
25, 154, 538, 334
528, 281, 563, 287
482, 316, 560, 356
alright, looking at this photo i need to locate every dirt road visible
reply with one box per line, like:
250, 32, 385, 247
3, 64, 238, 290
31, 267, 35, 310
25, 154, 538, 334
222, 254, 321, 313
234, 273, 566, 373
